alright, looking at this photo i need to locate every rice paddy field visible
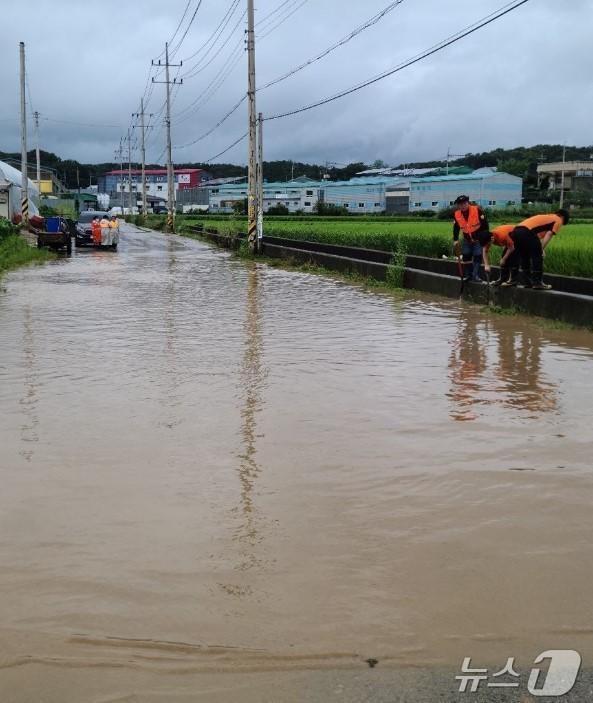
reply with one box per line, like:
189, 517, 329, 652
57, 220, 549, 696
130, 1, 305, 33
159, 215, 593, 279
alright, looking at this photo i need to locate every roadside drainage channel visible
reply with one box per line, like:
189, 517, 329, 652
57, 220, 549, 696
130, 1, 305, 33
191, 229, 593, 328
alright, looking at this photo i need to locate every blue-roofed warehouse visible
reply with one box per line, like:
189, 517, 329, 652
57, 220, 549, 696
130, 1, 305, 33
208, 176, 412, 214
409, 169, 522, 211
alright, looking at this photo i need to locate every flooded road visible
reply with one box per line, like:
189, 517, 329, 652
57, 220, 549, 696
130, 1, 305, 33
1, 224, 593, 701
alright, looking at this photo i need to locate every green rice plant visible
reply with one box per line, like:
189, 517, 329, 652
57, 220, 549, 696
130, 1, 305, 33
185, 217, 593, 279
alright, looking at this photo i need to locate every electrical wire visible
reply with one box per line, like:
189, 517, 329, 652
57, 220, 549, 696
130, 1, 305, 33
260, 0, 406, 91
169, 0, 205, 57
180, 0, 242, 66
202, 131, 247, 163
181, 8, 246, 81
41, 116, 123, 129
174, 39, 244, 123
174, 94, 246, 149
25, 69, 35, 114
168, 0, 194, 49
255, 0, 293, 27
258, 0, 308, 39
265, 0, 532, 121
172, 0, 405, 148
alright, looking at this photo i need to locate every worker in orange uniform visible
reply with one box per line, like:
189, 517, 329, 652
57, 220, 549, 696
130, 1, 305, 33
99, 214, 111, 247
476, 225, 515, 286
108, 215, 120, 250
503, 209, 569, 289
452, 195, 490, 282
91, 216, 102, 246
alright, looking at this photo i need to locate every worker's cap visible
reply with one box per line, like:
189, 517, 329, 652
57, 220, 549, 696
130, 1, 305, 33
454, 195, 470, 205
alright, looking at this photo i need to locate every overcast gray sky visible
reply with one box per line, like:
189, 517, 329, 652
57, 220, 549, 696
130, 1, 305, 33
0, 0, 590, 167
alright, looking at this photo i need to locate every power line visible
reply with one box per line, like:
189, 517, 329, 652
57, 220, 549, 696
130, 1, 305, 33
168, 0, 194, 48
180, 0, 242, 66
41, 116, 123, 129
255, 0, 293, 27
25, 68, 35, 114
174, 94, 246, 149
181, 8, 246, 81
172, 0, 405, 148
174, 39, 244, 123
169, 0, 205, 57
203, 131, 248, 163
258, 0, 308, 39
265, 0, 532, 121
260, 0, 406, 91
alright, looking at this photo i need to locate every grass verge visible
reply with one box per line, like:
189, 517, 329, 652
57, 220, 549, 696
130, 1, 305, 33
0, 232, 55, 277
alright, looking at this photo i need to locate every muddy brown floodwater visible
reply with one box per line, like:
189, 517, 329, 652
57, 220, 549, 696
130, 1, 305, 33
1, 224, 593, 701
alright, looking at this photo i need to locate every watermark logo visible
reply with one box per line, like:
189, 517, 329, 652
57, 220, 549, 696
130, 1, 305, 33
456, 650, 581, 696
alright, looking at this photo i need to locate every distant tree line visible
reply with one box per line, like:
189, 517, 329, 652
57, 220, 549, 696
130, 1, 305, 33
2, 144, 592, 204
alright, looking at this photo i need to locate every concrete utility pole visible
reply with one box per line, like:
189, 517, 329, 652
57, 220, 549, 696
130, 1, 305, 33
256, 112, 263, 242
127, 128, 133, 213
559, 143, 566, 209
19, 42, 28, 224
114, 139, 125, 210
152, 44, 183, 232
247, 0, 258, 253
33, 110, 41, 195
133, 97, 153, 216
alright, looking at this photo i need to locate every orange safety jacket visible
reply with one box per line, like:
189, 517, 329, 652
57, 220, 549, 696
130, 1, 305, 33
454, 205, 482, 240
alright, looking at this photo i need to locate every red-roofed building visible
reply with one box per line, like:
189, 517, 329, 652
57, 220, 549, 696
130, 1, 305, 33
98, 168, 211, 204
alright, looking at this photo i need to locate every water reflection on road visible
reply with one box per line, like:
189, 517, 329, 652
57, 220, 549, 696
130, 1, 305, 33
448, 311, 558, 421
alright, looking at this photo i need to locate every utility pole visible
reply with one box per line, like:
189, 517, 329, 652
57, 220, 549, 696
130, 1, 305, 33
152, 44, 182, 232
247, 0, 258, 253
114, 139, 124, 211
33, 110, 41, 195
127, 128, 133, 213
19, 42, 28, 225
559, 142, 566, 209
76, 166, 81, 215
256, 112, 263, 242
445, 147, 464, 176
133, 97, 153, 217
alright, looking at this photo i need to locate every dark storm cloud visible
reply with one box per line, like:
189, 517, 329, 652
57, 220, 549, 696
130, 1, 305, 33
0, 0, 590, 166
